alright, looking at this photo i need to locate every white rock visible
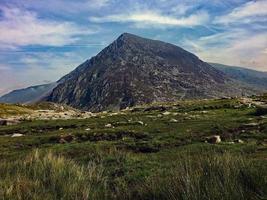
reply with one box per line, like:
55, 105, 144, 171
105, 123, 113, 128
170, 118, 178, 123
163, 111, 171, 115
206, 135, 221, 144
85, 128, 91, 131
137, 121, 144, 125
11, 133, 24, 137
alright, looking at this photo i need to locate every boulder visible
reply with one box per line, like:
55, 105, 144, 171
163, 111, 171, 115
105, 123, 113, 128
137, 121, 144, 125
170, 118, 178, 123
59, 134, 74, 143
0, 119, 20, 126
206, 135, 221, 144
11, 133, 24, 137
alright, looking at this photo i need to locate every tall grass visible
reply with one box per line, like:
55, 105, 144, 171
134, 153, 266, 200
0, 151, 265, 200
0, 150, 107, 200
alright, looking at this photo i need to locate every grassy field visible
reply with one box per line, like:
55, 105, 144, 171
0, 97, 266, 199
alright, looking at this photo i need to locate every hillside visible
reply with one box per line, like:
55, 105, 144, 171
210, 63, 267, 90
0, 83, 57, 104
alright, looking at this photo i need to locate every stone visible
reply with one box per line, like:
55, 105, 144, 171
245, 122, 259, 127
85, 128, 91, 131
234, 139, 244, 143
0, 119, 20, 126
163, 111, 171, 115
206, 135, 221, 144
11, 133, 24, 137
59, 134, 74, 143
59, 127, 64, 130
137, 121, 144, 125
105, 123, 113, 128
170, 118, 178, 123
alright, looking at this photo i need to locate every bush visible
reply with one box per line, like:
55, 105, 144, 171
0, 150, 107, 200
134, 153, 266, 200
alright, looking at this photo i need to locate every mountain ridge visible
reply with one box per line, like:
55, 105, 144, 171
0, 82, 57, 104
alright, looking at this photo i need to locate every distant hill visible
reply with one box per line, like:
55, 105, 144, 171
210, 63, 267, 90
46, 33, 253, 111
0, 83, 57, 104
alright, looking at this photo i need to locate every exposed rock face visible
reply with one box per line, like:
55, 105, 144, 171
46, 33, 250, 112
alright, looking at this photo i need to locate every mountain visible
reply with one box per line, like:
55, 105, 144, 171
210, 63, 267, 90
0, 82, 57, 104
46, 33, 254, 111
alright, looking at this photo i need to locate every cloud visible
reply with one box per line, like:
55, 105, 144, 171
0, 6, 96, 48
215, 1, 267, 24
183, 29, 267, 70
0, 51, 86, 96
89, 10, 209, 27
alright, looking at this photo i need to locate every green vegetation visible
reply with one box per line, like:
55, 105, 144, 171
0, 97, 266, 199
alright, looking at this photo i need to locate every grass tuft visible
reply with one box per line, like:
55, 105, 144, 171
0, 150, 107, 200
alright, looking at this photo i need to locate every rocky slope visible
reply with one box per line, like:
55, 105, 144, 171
46, 33, 255, 111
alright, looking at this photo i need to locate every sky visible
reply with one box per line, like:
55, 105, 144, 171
0, 0, 266, 96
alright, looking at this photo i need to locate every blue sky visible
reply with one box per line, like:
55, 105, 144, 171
0, 0, 266, 95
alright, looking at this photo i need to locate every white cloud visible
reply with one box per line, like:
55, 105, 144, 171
183, 29, 267, 70
170, 4, 192, 15
0, 51, 85, 96
0, 6, 96, 48
215, 1, 267, 24
89, 10, 209, 27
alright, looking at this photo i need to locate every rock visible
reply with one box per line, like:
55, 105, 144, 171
137, 121, 144, 125
59, 134, 74, 143
85, 128, 91, 131
105, 123, 113, 128
0, 119, 20, 126
170, 118, 178, 123
227, 141, 235, 144
244, 122, 259, 127
234, 139, 244, 143
11, 133, 24, 137
59, 127, 64, 130
163, 111, 171, 115
206, 135, 221, 144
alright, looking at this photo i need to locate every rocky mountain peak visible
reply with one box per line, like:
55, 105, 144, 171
46, 33, 251, 111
